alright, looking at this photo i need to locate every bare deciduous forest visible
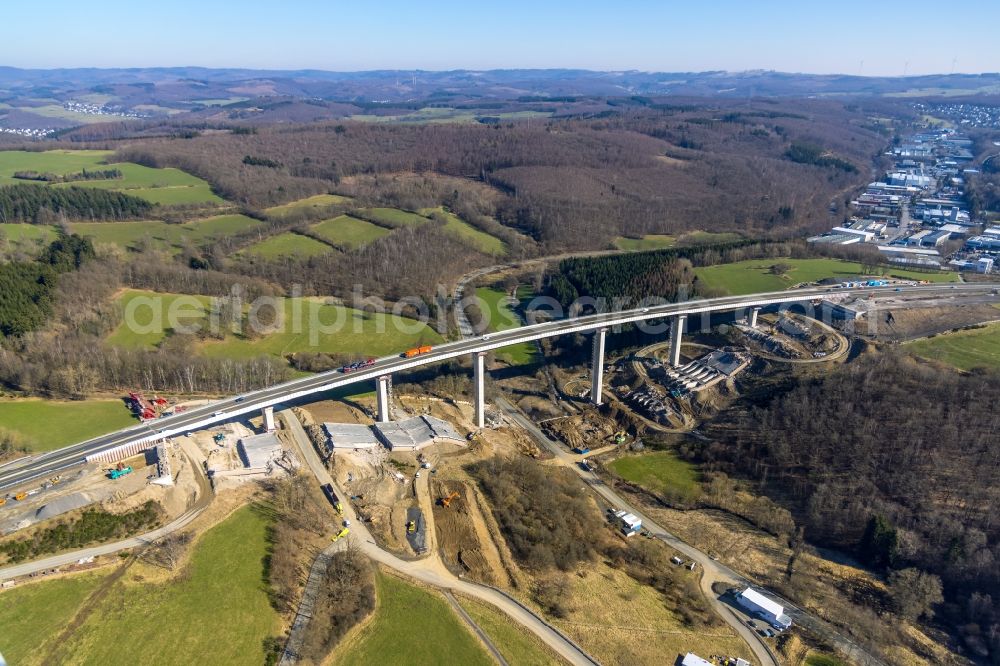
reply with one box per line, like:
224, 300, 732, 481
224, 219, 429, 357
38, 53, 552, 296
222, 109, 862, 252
698, 353, 1000, 659
108, 98, 885, 250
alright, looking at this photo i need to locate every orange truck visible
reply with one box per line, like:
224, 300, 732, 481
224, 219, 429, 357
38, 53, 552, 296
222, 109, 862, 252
402, 345, 433, 358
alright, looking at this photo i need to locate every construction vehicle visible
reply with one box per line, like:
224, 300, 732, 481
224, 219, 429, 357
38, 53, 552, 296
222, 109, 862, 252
612, 431, 627, 445
321, 483, 344, 515
213, 433, 226, 444
402, 345, 433, 359
14, 492, 27, 501
406, 520, 416, 533
109, 463, 133, 480
441, 491, 460, 508
0, 497, 6, 506
331, 527, 350, 542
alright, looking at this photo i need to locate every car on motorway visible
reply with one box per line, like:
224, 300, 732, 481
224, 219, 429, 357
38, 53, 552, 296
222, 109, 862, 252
212, 411, 224, 417
482, 334, 491, 340
641, 307, 650, 313
341, 358, 376, 373
234, 396, 245, 403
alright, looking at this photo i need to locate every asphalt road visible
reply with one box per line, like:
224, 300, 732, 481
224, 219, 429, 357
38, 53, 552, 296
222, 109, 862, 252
3, 283, 992, 494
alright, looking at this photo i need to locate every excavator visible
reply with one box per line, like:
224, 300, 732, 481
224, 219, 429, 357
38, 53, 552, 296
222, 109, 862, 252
440, 491, 460, 508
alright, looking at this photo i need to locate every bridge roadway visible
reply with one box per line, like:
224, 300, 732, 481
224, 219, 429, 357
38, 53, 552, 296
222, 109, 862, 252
1, 283, 991, 492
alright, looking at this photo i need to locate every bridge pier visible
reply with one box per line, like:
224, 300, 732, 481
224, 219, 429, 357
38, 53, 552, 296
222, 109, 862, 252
590, 327, 608, 405
473, 351, 486, 429
749, 307, 760, 328
376, 375, 392, 423
262, 405, 276, 432
669, 314, 687, 367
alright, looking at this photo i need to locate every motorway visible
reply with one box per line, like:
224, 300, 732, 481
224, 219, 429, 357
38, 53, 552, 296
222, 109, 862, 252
2, 282, 995, 493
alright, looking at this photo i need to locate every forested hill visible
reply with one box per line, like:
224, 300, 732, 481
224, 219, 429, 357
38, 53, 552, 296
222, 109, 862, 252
0, 234, 94, 337
700, 352, 1000, 658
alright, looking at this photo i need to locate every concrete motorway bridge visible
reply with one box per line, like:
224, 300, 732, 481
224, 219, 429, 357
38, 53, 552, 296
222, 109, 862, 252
0, 283, 992, 492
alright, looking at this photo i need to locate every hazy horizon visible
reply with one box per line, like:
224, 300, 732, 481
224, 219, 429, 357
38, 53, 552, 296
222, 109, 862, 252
2, 64, 999, 78
2, 0, 998, 76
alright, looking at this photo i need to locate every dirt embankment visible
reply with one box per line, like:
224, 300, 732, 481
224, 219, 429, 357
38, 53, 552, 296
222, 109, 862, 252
430, 478, 513, 588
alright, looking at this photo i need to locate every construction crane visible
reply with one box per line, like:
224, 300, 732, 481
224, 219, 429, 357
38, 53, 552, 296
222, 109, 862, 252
441, 491, 460, 508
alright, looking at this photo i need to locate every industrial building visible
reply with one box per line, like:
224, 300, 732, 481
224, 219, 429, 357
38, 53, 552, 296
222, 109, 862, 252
967, 235, 1000, 252
736, 587, 792, 630
611, 509, 642, 536
238, 433, 283, 470
323, 423, 380, 450
374, 415, 464, 451
680, 653, 713, 666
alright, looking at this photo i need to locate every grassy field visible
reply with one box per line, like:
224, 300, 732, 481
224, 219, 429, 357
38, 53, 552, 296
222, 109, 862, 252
107, 291, 213, 348
457, 596, 561, 666
613, 234, 677, 251
608, 451, 701, 502
107, 290, 443, 359
421, 207, 507, 255
0, 223, 58, 244
46, 506, 280, 666
677, 230, 745, 246
906, 321, 1000, 370
264, 193, 352, 217
334, 571, 493, 666
311, 215, 390, 249
0, 399, 135, 452
0, 572, 109, 665
0, 150, 223, 206
242, 231, 334, 259
356, 207, 429, 227
695, 258, 958, 295
554, 560, 749, 665
123, 184, 223, 206
475, 287, 538, 365
71, 214, 263, 253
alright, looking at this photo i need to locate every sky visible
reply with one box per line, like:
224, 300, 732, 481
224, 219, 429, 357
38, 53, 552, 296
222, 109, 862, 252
2, 0, 998, 76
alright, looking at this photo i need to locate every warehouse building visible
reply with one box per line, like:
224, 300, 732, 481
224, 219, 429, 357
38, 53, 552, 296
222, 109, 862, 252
737, 587, 792, 630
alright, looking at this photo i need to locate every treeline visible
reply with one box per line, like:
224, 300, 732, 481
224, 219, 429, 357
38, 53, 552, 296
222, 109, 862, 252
0, 183, 152, 222
784, 141, 858, 173
0, 234, 94, 337
698, 353, 1000, 660
0, 501, 161, 564
549, 239, 796, 308
242, 155, 282, 168
470, 457, 598, 572
0, 335, 292, 397
299, 549, 374, 661
13, 168, 123, 183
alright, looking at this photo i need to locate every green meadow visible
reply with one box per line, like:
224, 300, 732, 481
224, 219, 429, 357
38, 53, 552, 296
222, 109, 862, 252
0, 150, 223, 206
108, 290, 443, 360
311, 215, 390, 249
241, 232, 334, 259
70, 214, 263, 252
695, 258, 957, 295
